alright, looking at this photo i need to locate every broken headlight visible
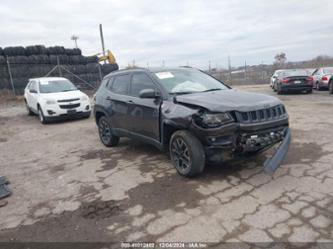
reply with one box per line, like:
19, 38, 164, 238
195, 112, 233, 128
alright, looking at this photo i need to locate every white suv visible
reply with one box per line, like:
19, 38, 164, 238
24, 77, 91, 124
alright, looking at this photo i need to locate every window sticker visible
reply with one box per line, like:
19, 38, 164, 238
155, 72, 174, 79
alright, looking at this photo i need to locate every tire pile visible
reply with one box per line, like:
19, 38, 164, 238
0, 45, 119, 94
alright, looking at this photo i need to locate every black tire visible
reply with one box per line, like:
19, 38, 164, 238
98, 116, 119, 147
25, 100, 34, 116
169, 130, 205, 177
329, 81, 333, 94
306, 89, 313, 94
277, 84, 283, 95
38, 106, 47, 124
273, 82, 277, 92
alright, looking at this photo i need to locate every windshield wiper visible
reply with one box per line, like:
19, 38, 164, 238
170, 91, 198, 95
61, 89, 76, 92
201, 88, 222, 92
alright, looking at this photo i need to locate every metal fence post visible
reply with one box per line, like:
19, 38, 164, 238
57, 56, 62, 77
6, 57, 16, 96
98, 63, 103, 82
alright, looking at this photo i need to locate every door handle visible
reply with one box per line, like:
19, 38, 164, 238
127, 100, 135, 104
106, 96, 112, 101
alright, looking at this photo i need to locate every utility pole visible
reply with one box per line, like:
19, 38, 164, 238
228, 56, 232, 84
99, 24, 106, 64
71, 35, 79, 48
244, 60, 247, 81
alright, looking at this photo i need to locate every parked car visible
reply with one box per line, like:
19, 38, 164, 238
270, 70, 284, 88
24, 77, 91, 124
93, 67, 290, 177
273, 69, 313, 94
312, 67, 333, 90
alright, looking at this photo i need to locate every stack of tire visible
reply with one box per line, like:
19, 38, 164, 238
0, 45, 119, 94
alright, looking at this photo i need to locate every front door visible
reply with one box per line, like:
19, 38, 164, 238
129, 73, 161, 141
26, 80, 38, 112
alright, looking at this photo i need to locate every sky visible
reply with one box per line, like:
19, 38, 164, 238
1, 0, 333, 69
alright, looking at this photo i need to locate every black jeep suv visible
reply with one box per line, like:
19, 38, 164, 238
94, 67, 291, 177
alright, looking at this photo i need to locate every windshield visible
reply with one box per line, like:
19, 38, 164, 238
39, 80, 77, 93
323, 68, 333, 74
281, 70, 308, 77
154, 70, 228, 94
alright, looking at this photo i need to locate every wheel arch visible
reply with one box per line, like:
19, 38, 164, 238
161, 120, 187, 150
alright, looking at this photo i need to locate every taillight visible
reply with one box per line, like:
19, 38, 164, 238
306, 76, 313, 81
322, 76, 328, 81
281, 78, 289, 83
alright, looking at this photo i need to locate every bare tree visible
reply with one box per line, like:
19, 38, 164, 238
274, 52, 287, 66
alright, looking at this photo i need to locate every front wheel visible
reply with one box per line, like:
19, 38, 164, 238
169, 130, 205, 177
98, 116, 119, 147
38, 106, 47, 124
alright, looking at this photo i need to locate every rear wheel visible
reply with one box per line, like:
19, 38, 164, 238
329, 81, 333, 94
277, 84, 283, 95
169, 130, 205, 177
273, 83, 277, 92
98, 116, 119, 147
306, 89, 313, 94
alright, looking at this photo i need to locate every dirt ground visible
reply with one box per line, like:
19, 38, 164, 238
0, 85, 332, 243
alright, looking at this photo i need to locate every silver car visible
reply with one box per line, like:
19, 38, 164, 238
270, 70, 284, 88
312, 67, 333, 90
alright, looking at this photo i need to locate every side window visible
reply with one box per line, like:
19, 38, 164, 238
29, 81, 37, 91
101, 77, 113, 89
101, 78, 109, 87
130, 73, 157, 97
106, 77, 114, 89
110, 74, 130, 95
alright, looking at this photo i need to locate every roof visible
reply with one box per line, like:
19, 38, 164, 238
29, 77, 67, 82
104, 66, 196, 78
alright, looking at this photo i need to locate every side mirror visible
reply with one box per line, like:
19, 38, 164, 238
29, 89, 37, 94
139, 89, 160, 98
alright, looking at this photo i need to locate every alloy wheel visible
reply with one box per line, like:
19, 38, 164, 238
38, 109, 44, 123
99, 118, 111, 144
171, 137, 191, 173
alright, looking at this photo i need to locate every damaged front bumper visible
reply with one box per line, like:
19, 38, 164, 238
264, 127, 291, 175
190, 118, 290, 175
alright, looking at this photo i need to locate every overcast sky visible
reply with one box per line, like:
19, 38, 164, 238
1, 0, 333, 69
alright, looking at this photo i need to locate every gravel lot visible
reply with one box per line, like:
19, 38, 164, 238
0, 85, 332, 243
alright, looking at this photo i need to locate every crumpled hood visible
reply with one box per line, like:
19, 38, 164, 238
175, 89, 281, 112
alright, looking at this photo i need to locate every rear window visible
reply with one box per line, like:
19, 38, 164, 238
110, 74, 130, 95
323, 68, 333, 74
281, 70, 308, 77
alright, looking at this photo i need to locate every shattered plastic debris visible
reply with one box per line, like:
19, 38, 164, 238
0, 176, 11, 200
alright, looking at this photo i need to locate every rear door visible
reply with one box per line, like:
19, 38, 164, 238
129, 72, 161, 141
105, 74, 132, 132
